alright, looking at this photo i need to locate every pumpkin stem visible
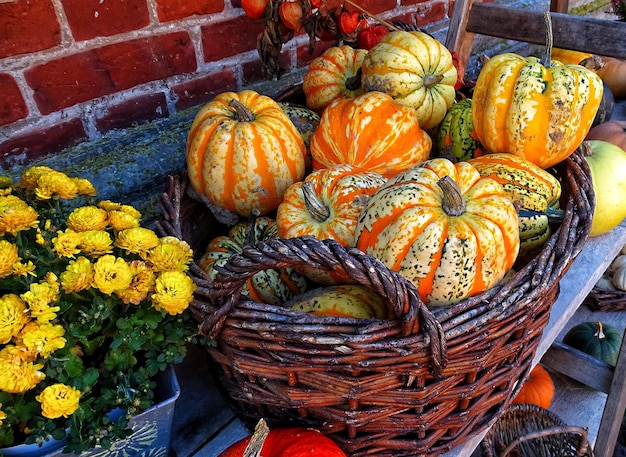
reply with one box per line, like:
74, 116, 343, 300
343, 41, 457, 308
302, 181, 331, 222
438, 176, 466, 216
244, 209, 261, 246
345, 67, 363, 91
242, 418, 270, 457
594, 321, 606, 339
423, 73, 444, 88
541, 11, 554, 67
229, 99, 256, 122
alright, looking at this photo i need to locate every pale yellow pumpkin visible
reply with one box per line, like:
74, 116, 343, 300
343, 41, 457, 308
361, 30, 457, 130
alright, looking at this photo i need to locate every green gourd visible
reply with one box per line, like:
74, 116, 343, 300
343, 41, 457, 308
563, 321, 623, 366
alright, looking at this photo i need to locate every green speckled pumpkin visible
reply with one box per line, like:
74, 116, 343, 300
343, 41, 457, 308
436, 98, 484, 162
198, 216, 307, 306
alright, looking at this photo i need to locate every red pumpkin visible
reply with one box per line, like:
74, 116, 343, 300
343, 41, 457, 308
586, 120, 626, 151
219, 424, 346, 457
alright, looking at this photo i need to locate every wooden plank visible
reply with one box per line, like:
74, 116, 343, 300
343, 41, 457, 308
444, 0, 477, 70
541, 342, 614, 393
465, 3, 626, 59
533, 221, 626, 365
595, 336, 626, 457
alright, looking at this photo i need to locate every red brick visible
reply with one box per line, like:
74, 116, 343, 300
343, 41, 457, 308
24, 32, 196, 114
155, 0, 224, 22
95, 93, 169, 133
201, 16, 265, 62
0, 119, 87, 170
296, 40, 334, 68
357, 0, 397, 15
172, 70, 237, 110
0, 0, 61, 59
62, 0, 150, 41
0, 74, 28, 126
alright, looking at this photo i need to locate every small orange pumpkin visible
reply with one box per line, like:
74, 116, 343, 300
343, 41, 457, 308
303, 45, 368, 113
597, 57, 626, 99
512, 364, 555, 409
309, 91, 432, 178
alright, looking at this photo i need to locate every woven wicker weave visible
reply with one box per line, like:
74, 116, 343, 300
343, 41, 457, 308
481, 404, 593, 457
584, 288, 626, 312
156, 145, 594, 456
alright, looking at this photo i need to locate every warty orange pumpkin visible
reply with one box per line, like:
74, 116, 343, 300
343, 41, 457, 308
472, 52, 604, 169
354, 158, 520, 307
186, 90, 307, 217
309, 91, 432, 178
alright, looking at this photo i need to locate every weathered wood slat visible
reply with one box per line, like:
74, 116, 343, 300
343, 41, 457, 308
465, 3, 626, 59
542, 342, 614, 393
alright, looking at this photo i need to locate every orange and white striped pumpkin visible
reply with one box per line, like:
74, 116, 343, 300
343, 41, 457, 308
276, 164, 386, 246
355, 158, 520, 307
309, 91, 432, 179
186, 90, 307, 217
303, 45, 368, 113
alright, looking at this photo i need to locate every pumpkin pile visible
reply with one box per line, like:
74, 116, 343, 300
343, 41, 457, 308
184, 22, 625, 314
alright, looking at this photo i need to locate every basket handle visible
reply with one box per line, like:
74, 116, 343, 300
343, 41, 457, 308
204, 235, 448, 377
499, 425, 593, 457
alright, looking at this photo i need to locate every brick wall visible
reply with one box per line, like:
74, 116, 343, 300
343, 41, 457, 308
0, 0, 452, 171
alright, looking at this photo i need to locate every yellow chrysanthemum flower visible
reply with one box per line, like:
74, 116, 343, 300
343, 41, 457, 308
0, 195, 39, 236
0, 175, 13, 189
60, 256, 94, 294
21, 274, 60, 323
66, 206, 108, 232
72, 177, 97, 197
107, 211, 140, 232
34, 170, 79, 200
116, 260, 156, 305
52, 228, 82, 258
79, 230, 113, 257
18, 166, 55, 190
36, 383, 81, 419
0, 239, 19, 278
145, 236, 193, 272
0, 345, 46, 393
19, 321, 66, 358
115, 227, 159, 255
151, 270, 196, 315
0, 404, 7, 426
99, 200, 141, 218
13, 260, 36, 277
0, 293, 29, 344
93, 255, 133, 295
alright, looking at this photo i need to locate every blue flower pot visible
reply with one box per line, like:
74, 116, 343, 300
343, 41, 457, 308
1, 366, 180, 457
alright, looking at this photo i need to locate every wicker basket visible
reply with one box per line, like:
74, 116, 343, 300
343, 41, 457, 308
481, 404, 593, 457
156, 144, 594, 456
584, 288, 626, 312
